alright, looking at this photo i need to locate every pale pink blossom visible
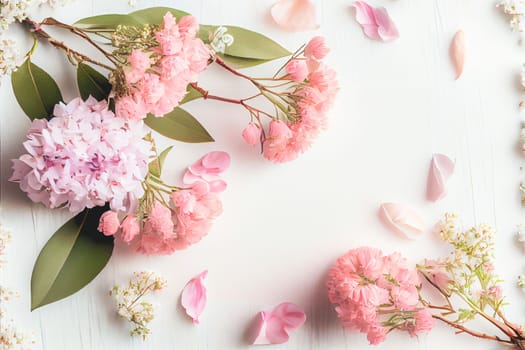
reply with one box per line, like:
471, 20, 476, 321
181, 270, 208, 324
120, 215, 140, 243
352, 1, 399, 42
115, 12, 210, 121
98, 211, 120, 236
411, 309, 435, 336
422, 259, 450, 291
285, 59, 309, 82
271, 0, 319, 32
10, 97, 150, 213
304, 36, 329, 61
251, 302, 306, 345
242, 123, 261, 146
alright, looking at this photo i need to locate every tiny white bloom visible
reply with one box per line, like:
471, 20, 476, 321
210, 26, 234, 54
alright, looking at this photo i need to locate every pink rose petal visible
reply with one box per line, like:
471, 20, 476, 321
201, 151, 231, 173
426, 153, 455, 202
250, 302, 306, 345
379, 203, 425, 239
271, 0, 320, 32
450, 30, 465, 80
352, 1, 399, 42
183, 152, 230, 193
181, 270, 208, 324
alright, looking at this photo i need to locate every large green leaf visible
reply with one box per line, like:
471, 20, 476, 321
199, 25, 291, 61
148, 146, 173, 178
11, 59, 63, 120
77, 63, 112, 100
145, 108, 214, 143
31, 205, 114, 310
217, 54, 272, 69
75, 7, 189, 31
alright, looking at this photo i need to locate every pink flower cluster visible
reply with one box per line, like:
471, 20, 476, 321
98, 152, 229, 255
115, 13, 210, 121
10, 97, 151, 213
327, 247, 435, 345
259, 37, 338, 162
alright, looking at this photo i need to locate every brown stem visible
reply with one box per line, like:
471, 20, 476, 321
40, 17, 118, 64
23, 18, 114, 71
214, 56, 256, 82
432, 314, 515, 345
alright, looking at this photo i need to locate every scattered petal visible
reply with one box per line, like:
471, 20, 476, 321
426, 154, 455, 202
450, 30, 465, 80
379, 203, 425, 239
271, 0, 319, 32
183, 152, 230, 193
250, 302, 306, 345
181, 270, 208, 324
352, 1, 399, 42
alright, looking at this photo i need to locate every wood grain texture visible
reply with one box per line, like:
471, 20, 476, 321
1, 0, 524, 349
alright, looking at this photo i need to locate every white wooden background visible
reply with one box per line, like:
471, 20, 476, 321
1, 0, 525, 349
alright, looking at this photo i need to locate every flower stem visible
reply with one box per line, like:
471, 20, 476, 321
22, 18, 115, 71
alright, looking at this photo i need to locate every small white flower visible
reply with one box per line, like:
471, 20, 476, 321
498, 0, 525, 32
0, 37, 22, 78
209, 26, 234, 54
519, 274, 525, 289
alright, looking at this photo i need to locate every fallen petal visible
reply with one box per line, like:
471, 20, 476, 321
426, 154, 455, 202
379, 203, 425, 239
352, 1, 398, 42
271, 302, 307, 330
201, 151, 231, 173
271, 0, 319, 32
450, 30, 465, 80
181, 270, 208, 324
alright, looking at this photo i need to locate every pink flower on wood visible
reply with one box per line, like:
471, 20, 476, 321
251, 302, 306, 345
352, 1, 399, 42
271, 0, 319, 32
181, 270, 208, 324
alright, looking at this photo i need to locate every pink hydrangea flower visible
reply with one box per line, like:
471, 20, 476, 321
115, 13, 210, 121
327, 247, 434, 345
98, 211, 120, 236
10, 97, 151, 213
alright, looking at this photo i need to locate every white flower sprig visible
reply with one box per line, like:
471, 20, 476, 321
209, 26, 234, 54
109, 271, 167, 340
498, 0, 525, 32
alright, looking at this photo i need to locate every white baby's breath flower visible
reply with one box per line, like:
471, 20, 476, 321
519, 274, 525, 289
498, 0, 525, 32
0, 37, 21, 78
209, 26, 234, 54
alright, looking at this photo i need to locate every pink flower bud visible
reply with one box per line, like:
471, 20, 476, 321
268, 120, 292, 141
98, 211, 120, 236
304, 36, 329, 61
285, 59, 309, 82
120, 215, 140, 243
242, 123, 262, 145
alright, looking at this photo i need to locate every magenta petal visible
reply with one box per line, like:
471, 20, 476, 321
271, 302, 306, 330
271, 0, 319, 32
201, 151, 231, 173
181, 270, 208, 324
426, 154, 455, 202
374, 7, 399, 42
379, 203, 425, 239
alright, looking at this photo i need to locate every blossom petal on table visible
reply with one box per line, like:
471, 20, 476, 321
181, 270, 208, 324
352, 1, 398, 42
271, 0, 319, 32
426, 153, 455, 202
450, 30, 465, 80
271, 302, 307, 329
201, 151, 231, 173
379, 203, 425, 239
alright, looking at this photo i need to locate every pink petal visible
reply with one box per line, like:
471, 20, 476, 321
271, 302, 306, 330
379, 203, 425, 239
426, 154, 455, 202
271, 0, 319, 32
374, 7, 399, 42
201, 151, 231, 173
450, 30, 465, 80
181, 270, 208, 324
250, 303, 306, 345
352, 1, 398, 42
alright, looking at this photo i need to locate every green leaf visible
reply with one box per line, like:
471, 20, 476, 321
180, 84, 204, 105
11, 59, 63, 120
148, 146, 173, 177
31, 205, 114, 310
199, 25, 291, 61
77, 63, 112, 101
145, 108, 214, 143
217, 54, 272, 68
75, 7, 190, 31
